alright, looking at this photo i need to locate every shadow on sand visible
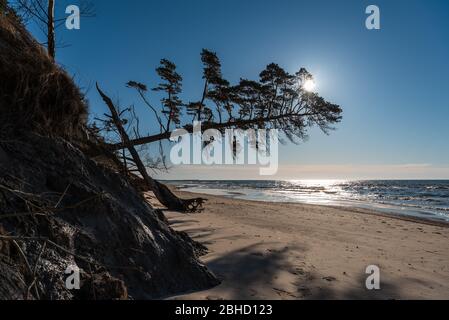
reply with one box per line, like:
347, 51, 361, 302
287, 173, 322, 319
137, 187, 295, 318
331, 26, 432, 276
169, 217, 403, 300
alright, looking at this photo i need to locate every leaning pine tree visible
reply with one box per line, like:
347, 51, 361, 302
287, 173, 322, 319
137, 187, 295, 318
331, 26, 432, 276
96, 49, 343, 212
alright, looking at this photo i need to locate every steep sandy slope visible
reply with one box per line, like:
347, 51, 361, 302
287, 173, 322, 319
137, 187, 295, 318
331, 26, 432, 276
0, 8, 218, 299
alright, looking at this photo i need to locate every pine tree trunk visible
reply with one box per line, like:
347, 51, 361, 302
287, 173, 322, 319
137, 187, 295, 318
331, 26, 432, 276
47, 0, 55, 60
96, 84, 205, 212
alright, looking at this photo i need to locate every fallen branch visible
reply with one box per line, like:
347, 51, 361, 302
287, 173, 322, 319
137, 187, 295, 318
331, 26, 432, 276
96, 83, 206, 212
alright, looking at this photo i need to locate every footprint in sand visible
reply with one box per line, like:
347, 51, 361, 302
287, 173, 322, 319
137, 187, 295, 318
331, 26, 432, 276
322, 276, 337, 282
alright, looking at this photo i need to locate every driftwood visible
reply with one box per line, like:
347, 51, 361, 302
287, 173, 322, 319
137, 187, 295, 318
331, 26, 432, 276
96, 84, 205, 212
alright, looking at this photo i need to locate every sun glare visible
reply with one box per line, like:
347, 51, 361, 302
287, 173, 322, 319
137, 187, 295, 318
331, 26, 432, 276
303, 79, 316, 92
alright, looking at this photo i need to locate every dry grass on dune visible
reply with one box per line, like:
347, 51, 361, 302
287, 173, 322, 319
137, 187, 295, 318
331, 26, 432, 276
0, 9, 87, 140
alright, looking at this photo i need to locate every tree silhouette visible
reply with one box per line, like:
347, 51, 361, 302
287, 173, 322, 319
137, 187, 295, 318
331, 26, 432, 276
97, 49, 343, 211
186, 49, 231, 123
153, 59, 184, 130
117, 51, 341, 150
12, 0, 94, 60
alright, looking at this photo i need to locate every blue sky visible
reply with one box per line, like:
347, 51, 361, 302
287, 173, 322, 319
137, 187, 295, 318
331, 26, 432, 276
25, 0, 449, 179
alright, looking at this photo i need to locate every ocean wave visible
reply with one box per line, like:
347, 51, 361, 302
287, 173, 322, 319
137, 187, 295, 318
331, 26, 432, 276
167, 180, 449, 222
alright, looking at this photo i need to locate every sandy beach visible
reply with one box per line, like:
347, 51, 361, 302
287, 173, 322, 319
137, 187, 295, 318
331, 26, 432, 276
147, 191, 449, 300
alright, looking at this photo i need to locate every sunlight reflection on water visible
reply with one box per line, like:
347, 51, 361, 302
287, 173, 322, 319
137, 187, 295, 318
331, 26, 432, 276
166, 179, 449, 222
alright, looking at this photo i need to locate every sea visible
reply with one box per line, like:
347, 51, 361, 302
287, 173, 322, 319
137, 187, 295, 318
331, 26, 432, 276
164, 180, 449, 223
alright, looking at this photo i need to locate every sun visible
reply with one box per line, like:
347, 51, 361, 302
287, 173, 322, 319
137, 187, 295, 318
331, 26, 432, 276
303, 79, 316, 92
